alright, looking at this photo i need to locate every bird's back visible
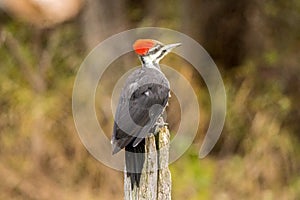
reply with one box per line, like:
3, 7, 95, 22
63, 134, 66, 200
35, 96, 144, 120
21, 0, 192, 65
112, 67, 170, 153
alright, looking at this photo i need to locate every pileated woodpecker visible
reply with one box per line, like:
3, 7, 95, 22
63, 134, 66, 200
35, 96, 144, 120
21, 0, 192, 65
112, 39, 181, 189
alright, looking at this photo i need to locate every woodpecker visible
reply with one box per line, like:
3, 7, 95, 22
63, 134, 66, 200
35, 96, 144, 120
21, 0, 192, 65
112, 39, 181, 189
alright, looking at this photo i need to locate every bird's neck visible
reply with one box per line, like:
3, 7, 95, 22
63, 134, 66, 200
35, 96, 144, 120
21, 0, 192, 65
140, 56, 161, 71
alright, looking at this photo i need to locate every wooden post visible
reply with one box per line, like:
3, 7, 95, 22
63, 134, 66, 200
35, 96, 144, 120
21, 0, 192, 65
124, 126, 171, 200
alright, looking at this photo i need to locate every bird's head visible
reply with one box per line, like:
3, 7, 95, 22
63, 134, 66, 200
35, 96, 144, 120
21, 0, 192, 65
133, 39, 181, 66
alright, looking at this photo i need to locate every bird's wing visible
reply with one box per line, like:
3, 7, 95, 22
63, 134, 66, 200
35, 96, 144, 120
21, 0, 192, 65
131, 83, 169, 147
112, 82, 169, 153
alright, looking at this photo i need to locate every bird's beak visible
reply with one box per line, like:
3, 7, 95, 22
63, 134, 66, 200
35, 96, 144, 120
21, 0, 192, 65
163, 43, 182, 52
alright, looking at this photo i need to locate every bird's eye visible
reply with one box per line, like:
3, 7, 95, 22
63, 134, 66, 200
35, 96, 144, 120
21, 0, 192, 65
150, 47, 159, 54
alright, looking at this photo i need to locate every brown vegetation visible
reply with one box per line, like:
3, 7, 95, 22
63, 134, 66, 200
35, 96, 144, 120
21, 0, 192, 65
0, 0, 300, 199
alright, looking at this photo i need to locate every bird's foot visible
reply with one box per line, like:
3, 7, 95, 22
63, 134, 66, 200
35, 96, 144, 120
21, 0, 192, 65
154, 117, 168, 134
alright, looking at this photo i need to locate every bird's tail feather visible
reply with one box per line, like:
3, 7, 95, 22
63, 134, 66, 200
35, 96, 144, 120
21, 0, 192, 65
125, 139, 145, 190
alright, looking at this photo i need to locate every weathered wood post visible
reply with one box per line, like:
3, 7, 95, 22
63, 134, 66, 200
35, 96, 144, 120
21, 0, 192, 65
124, 125, 171, 200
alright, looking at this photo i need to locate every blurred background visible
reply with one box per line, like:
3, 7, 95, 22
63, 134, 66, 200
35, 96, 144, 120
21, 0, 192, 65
1, 0, 300, 199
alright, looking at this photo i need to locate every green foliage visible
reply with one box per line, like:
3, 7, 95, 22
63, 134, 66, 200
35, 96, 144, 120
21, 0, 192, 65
170, 147, 214, 200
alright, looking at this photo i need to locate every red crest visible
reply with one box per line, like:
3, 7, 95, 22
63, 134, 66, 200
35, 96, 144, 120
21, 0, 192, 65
133, 39, 156, 55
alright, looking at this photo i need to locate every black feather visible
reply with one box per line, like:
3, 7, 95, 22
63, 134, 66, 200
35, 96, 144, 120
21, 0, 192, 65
111, 67, 170, 189
125, 139, 145, 189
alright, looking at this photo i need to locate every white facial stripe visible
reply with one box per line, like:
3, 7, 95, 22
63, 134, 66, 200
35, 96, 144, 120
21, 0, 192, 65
152, 49, 168, 62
